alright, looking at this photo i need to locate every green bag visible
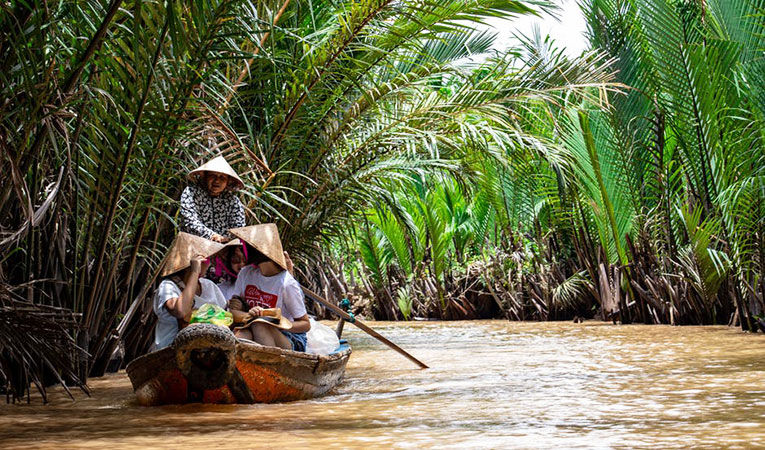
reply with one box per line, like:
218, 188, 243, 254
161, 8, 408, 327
189, 303, 233, 327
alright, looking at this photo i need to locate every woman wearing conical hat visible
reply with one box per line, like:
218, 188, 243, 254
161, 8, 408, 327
226, 224, 311, 352
180, 155, 246, 243
152, 233, 229, 350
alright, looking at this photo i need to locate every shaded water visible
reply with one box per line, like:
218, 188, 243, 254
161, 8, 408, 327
1, 321, 763, 449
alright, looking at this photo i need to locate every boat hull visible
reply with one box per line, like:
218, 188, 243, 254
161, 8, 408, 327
126, 324, 351, 405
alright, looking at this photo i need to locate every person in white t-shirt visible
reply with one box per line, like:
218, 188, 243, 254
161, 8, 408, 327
217, 242, 294, 301
228, 224, 310, 352
152, 233, 228, 351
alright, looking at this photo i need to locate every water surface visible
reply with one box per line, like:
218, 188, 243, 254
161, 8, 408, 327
1, 321, 763, 448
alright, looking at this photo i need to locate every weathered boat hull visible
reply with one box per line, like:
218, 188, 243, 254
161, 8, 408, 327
126, 323, 351, 406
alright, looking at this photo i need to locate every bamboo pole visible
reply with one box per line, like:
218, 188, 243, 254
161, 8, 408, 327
302, 287, 428, 369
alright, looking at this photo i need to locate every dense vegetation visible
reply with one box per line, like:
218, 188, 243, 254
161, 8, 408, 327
333, 0, 765, 333
1, 0, 763, 402
315, 0, 764, 333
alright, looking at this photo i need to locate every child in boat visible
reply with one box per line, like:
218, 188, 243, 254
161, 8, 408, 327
216, 243, 246, 300
227, 224, 310, 352
217, 240, 295, 303
180, 155, 245, 243
152, 233, 228, 350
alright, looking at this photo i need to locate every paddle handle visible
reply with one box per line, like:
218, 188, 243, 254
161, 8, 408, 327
302, 287, 428, 369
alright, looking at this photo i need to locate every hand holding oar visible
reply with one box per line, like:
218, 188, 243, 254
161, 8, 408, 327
302, 287, 428, 369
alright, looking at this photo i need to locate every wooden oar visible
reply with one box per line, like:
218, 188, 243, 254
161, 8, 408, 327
301, 287, 428, 369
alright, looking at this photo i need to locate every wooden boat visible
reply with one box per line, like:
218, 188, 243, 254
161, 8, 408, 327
126, 323, 351, 405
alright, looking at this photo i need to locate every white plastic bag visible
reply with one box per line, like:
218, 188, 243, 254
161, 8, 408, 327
305, 318, 340, 355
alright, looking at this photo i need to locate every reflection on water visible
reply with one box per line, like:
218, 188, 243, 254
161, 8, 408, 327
1, 321, 763, 449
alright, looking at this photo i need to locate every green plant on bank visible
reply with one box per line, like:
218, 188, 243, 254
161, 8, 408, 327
396, 286, 414, 321
579, 0, 765, 328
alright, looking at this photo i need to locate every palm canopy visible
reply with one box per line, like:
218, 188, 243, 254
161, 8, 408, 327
223, 0, 618, 252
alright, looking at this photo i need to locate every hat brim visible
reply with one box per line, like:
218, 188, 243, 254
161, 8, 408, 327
223, 238, 242, 248
160, 233, 227, 278
229, 225, 287, 271
188, 170, 244, 192
252, 315, 292, 330
188, 156, 245, 191
236, 315, 292, 331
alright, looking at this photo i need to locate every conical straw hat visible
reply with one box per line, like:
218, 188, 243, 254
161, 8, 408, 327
235, 308, 292, 331
229, 224, 287, 271
188, 156, 244, 191
223, 238, 242, 249
161, 232, 227, 277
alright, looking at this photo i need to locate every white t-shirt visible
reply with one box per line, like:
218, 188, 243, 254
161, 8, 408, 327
232, 266, 307, 322
152, 278, 227, 350
217, 279, 236, 302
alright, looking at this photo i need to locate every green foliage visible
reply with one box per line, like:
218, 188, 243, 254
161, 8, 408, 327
581, 0, 764, 328
396, 286, 414, 320
677, 205, 731, 305
358, 220, 389, 290
347, 0, 764, 328
370, 208, 413, 278
551, 271, 590, 311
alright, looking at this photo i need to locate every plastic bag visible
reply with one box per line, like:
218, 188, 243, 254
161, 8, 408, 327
305, 318, 340, 355
190, 303, 233, 328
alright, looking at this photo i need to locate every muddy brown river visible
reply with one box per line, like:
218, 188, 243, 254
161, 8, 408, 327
1, 321, 763, 448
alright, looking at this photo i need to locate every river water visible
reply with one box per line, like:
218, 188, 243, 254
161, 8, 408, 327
1, 321, 763, 449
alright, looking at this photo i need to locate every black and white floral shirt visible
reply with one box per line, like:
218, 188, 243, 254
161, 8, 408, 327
180, 184, 245, 239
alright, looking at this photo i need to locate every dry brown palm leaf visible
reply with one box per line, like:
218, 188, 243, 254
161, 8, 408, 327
0, 285, 89, 404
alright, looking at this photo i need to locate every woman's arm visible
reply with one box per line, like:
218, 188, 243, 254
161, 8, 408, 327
228, 296, 251, 323
164, 256, 206, 321
289, 314, 310, 333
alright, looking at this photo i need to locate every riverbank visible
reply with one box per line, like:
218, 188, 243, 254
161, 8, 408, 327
2, 321, 763, 449
304, 244, 765, 332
